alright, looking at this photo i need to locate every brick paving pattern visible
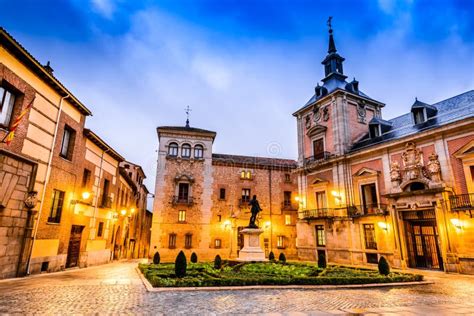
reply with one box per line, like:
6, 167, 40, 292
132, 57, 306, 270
0, 261, 473, 315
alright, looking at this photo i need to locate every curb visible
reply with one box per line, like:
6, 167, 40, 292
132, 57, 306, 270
135, 268, 433, 292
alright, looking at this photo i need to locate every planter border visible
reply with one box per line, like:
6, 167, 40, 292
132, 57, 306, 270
135, 267, 433, 292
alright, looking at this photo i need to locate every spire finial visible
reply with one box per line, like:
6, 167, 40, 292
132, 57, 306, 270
185, 105, 192, 127
327, 16, 336, 53
327, 16, 333, 33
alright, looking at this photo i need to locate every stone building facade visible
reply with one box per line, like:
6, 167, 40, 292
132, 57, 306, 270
150, 126, 298, 262
0, 28, 151, 278
293, 25, 474, 274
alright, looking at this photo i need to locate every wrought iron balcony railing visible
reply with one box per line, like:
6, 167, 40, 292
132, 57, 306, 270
172, 196, 194, 206
281, 201, 298, 211
239, 198, 251, 208
304, 152, 331, 165
347, 203, 388, 217
299, 208, 335, 220
449, 194, 474, 212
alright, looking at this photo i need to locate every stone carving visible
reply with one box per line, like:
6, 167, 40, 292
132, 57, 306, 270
24, 191, 38, 209
313, 106, 321, 123
305, 115, 311, 129
390, 161, 401, 186
427, 152, 442, 183
357, 103, 366, 123
401, 142, 422, 180
323, 106, 329, 121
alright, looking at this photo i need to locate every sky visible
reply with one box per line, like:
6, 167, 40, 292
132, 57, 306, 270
1, 0, 473, 196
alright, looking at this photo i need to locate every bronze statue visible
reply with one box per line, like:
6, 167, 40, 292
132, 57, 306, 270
248, 195, 262, 228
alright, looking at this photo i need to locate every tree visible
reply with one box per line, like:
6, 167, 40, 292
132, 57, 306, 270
279, 253, 286, 263
214, 255, 222, 269
153, 251, 160, 265
269, 251, 275, 261
190, 252, 198, 263
175, 251, 187, 278
378, 256, 390, 276
318, 252, 327, 269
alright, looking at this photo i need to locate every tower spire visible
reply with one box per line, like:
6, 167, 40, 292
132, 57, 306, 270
327, 16, 336, 53
321, 17, 346, 83
185, 105, 192, 128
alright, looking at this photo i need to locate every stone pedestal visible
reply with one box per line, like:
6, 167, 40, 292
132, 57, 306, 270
237, 228, 266, 261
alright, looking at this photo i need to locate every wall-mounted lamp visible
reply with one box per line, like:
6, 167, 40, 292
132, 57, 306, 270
120, 209, 127, 216
264, 221, 271, 229
295, 196, 300, 202
450, 218, 464, 230
331, 190, 342, 200
223, 219, 231, 229
81, 191, 91, 200
378, 221, 388, 231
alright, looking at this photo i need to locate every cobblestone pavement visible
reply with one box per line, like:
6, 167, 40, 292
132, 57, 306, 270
0, 261, 473, 315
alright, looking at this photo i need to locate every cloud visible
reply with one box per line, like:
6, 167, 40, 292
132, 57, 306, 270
91, 0, 115, 18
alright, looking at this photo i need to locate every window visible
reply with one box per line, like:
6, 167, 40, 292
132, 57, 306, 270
60, 125, 76, 160
366, 253, 378, 264
413, 109, 425, 124
313, 138, 324, 159
181, 143, 191, 158
240, 170, 252, 179
217, 215, 222, 222
185, 233, 192, 249
168, 234, 177, 249
97, 222, 104, 237
194, 145, 204, 159
241, 188, 251, 202
219, 188, 226, 200
82, 169, 91, 188
363, 224, 377, 250
369, 124, 381, 138
277, 236, 285, 248
178, 210, 186, 223
361, 183, 378, 214
316, 225, 326, 247
315, 191, 327, 210
101, 179, 110, 207
48, 190, 65, 223
168, 142, 178, 156
285, 214, 291, 225
214, 239, 222, 248
178, 183, 189, 201
283, 191, 292, 207
284, 173, 291, 183
0, 86, 16, 128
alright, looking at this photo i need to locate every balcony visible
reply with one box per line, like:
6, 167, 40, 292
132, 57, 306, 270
299, 208, 335, 220
347, 203, 388, 217
449, 194, 474, 212
304, 152, 331, 165
172, 196, 194, 206
239, 198, 251, 208
281, 201, 298, 211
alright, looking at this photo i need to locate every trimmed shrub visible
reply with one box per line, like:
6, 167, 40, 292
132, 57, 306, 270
190, 252, 198, 263
175, 251, 187, 278
214, 255, 222, 269
153, 252, 161, 264
378, 256, 390, 276
269, 251, 275, 261
279, 253, 286, 263
318, 252, 327, 269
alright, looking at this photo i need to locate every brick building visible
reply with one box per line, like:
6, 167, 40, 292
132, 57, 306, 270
0, 28, 151, 278
150, 125, 298, 262
294, 24, 474, 273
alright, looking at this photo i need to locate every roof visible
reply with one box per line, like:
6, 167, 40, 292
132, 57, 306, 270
212, 153, 297, 170
0, 27, 92, 116
83, 129, 125, 162
157, 125, 216, 140
351, 90, 474, 151
119, 167, 137, 192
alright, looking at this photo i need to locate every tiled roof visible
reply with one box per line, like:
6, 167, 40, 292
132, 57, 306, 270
350, 90, 474, 151
157, 126, 217, 139
212, 153, 297, 169
83, 129, 124, 162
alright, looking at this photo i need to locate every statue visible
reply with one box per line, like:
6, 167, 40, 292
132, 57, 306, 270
427, 152, 442, 182
248, 195, 262, 228
390, 161, 401, 182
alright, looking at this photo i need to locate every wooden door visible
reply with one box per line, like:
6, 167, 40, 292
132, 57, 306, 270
66, 225, 84, 268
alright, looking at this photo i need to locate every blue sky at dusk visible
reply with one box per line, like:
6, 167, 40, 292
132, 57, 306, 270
1, 0, 473, 191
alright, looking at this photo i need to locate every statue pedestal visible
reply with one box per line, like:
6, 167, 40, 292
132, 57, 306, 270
237, 228, 266, 261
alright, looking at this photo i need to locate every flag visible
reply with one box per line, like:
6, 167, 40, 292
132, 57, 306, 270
2, 96, 35, 145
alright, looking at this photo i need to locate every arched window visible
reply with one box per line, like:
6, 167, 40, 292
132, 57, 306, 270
181, 143, 191, 158
168, 142, 178, 157
194, 145, 204, 159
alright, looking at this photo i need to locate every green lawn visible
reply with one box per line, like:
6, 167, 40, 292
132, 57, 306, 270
138, 261, 423, 287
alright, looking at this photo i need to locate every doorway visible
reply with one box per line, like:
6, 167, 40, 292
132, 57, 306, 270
66, 225, 84, 268
403, 210, 443, 270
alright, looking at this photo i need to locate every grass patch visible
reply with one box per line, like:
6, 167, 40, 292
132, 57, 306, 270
138, 261, 423, 288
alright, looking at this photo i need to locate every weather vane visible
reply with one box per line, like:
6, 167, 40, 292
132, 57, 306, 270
327, 16, 333, 32
185, 105, 192, 127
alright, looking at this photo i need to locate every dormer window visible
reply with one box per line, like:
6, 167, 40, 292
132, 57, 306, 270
369, 124, 381, 138
168, 142, 178, 156
368, 117, 392, 139
413, 108, 426, 125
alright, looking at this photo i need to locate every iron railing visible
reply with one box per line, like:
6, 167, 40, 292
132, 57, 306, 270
347, 203, 388, 217
281, 201, 298, 210
239, 198, 251, 208
304, 152, 331, 165
299, 208, 335, 219
449, 194, 474, 212
172, 196, 194, 206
